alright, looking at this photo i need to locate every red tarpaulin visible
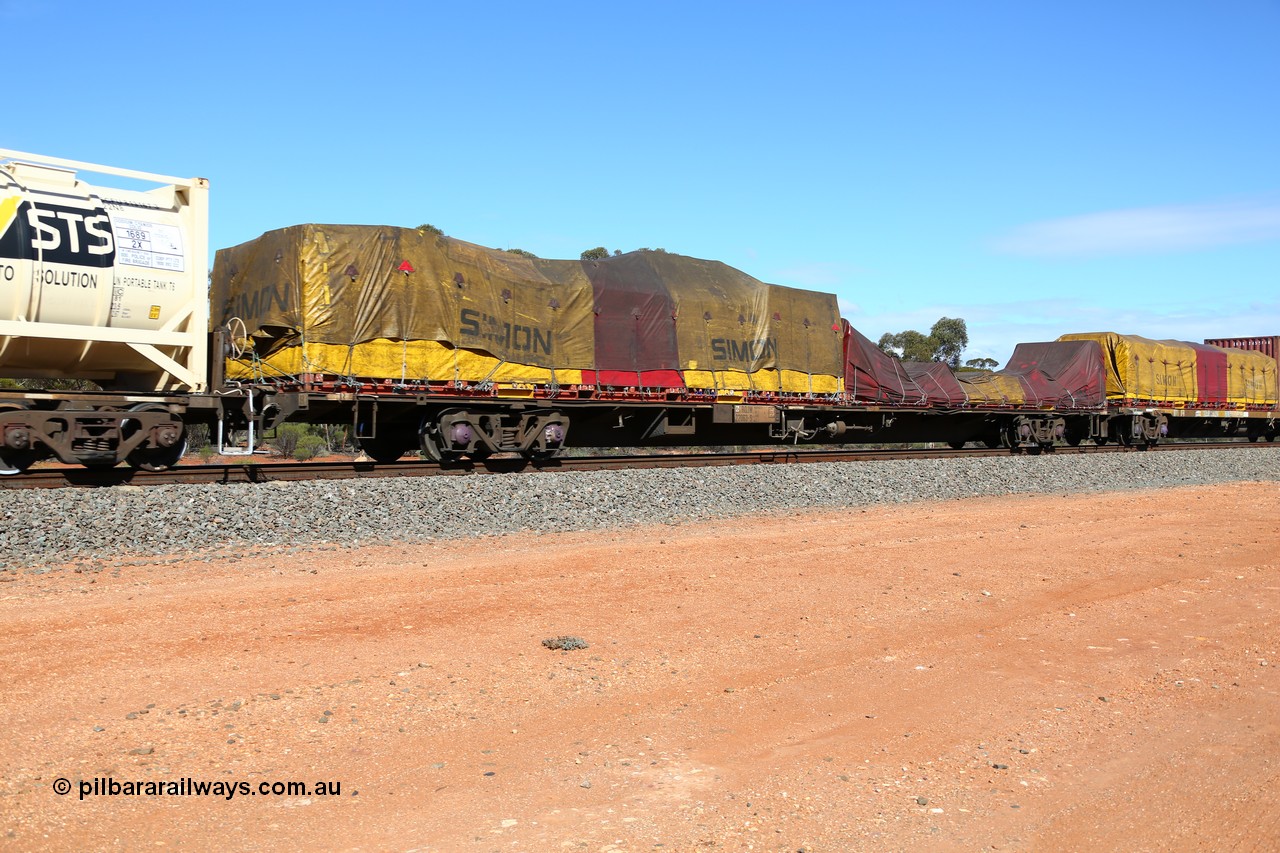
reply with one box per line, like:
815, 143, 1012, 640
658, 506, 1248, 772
583, 253, 683, 387
904, 361, 968, 406
1185, 343, 1229, 405
580, 369, 686, 388
1000, 340, 1106, 408
842, 321, 929, 404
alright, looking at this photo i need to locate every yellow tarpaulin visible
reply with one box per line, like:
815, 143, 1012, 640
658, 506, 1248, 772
212, 225, 596, 382
1218, 346, 1279, 405
1059, 332, 1196, 404
955, 371, 1027, 406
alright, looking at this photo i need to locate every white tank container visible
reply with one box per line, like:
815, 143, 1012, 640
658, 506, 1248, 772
0, 150, 209, 391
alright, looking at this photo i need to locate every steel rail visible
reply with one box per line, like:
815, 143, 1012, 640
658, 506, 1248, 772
1, 440, 1275, 490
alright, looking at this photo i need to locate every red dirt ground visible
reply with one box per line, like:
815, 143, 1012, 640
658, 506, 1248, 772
2, 482, 1277, 851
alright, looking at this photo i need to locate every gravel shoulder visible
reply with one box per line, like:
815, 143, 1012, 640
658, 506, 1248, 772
2, 479, 1278, 850
2, 446, 1278, 567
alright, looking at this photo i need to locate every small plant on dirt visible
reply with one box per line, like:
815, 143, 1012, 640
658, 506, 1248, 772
542, 636, 589, 652
273, 423, 305, 458
294, 434, 326, 461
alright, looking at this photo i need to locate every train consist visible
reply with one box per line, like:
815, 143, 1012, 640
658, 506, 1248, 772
0, 149, 1275, 474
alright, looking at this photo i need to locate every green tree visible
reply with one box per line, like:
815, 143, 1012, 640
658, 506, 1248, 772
876, 329, 935, 362
580, 247, 610, 261
877, 317, 969, 368
505, 248, 538, 258
417, 224, 443, 236
964, 357, 999, 371
929, 317, 968, 368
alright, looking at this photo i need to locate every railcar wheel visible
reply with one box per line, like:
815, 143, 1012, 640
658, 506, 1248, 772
358, 436, 409, 464
519, 415, 568, 461
0, 405, 38, 475
0, 447, 38, 476
126, 437, 189, 471
123, 405, 188, 472
419, 430, 443, 462
1063, 421, 1087, 447
947, 440, 966, 450
418, 418, 461, 463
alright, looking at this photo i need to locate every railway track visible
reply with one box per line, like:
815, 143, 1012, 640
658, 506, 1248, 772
3, 440, 1275, 490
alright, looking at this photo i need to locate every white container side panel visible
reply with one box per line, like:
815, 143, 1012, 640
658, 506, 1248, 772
0, 150, 209, 391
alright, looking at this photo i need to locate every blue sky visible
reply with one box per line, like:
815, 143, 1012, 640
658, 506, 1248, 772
5, 1, 1277, 365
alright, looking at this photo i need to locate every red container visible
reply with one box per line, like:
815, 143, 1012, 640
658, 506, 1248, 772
1204, 336, 1280, 361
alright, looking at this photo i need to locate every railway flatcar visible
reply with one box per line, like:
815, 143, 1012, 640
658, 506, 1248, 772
0, 149, 1275, 474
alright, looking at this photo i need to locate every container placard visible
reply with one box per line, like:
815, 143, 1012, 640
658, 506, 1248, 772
113, 217, 185, 272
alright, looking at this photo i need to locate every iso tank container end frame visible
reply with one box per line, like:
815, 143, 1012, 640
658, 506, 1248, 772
0, 149, 210, 392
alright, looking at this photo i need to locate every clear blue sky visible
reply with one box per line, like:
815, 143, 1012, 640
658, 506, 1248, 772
6, 1, 1278, 365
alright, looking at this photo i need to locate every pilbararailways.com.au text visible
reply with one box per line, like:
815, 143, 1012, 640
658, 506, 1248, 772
54, 777, 343, 801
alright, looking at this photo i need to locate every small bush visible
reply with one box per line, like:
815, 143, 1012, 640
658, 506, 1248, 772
542, 636, 589, 652
272, 423, 307, 458
185, 423, 211, 451
294, 435, 326, 461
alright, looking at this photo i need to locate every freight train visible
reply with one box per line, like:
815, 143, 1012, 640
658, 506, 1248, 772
0, 149, 1275, 475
